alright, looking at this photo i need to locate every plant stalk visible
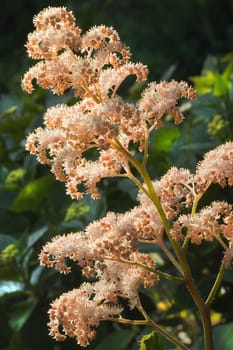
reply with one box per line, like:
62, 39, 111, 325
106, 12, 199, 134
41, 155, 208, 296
111, 136, 215, 349
206, 262, 225, 306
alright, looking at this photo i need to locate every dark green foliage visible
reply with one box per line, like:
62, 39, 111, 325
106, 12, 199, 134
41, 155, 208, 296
139, 331, 167, 350
191, 323, 233, 350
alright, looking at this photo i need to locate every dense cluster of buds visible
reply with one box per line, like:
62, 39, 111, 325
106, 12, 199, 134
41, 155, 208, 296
23, 6, 233, 348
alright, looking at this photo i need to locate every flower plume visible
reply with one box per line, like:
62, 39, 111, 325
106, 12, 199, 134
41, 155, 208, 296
23, 7, 196, 199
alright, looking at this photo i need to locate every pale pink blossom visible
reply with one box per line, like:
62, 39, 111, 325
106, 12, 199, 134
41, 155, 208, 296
48, 282, 123, 346
195, 141, 233, 193
39, 208, 160, 276
40, 207, 158, 346
23, 7, 195, 199
171, 201, 233, 246
138, 80, 196, 128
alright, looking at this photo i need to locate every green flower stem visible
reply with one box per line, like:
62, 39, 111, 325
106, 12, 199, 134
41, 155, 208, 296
182, 193, 203, 250
139, 159, 215, 350
179, 255, 214, 350
111, 138, 151, 199
81, 80, 101, 103
117, 257, 183, 282
142, 128, 150, 168
111, 137, 214, 349
112, 137, 182, 273
112, 315, 189, 350
139, 166, 186, 274
206, 261, 225, 306
127, 172, 151, 198
134, 169, 214, 349
136, 300, 190, 350
146, 318, 189, 350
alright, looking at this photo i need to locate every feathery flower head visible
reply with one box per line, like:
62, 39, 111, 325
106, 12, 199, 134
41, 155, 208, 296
23, 7, 196, 199
138, 80, 196, 127
22, 6, 137, 97
48, 282, 123, 346
171, 201, 233, 266
26, 7, 81, 61
138, 167, 195, 221
33, 7, 76, 31
39, 208, 159, 277
195, 141, 233, 193
40, 207, 158, 346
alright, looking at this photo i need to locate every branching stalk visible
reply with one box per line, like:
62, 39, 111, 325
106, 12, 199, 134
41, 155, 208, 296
116, 257, 184, 282
111, 137, 183, 273
136, 299, 190, 350
111, 136, 215, 349
206, 262, 225, 306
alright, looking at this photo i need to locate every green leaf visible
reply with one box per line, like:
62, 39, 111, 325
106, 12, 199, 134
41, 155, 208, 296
0, 281, 24, 297
95, 329, 137, 350
11, 175, 55, 213
213, 323, 233, 350
152, 127, 180, 153
212, 74, 231, 96
139, 331, 166, 350
29, 265, 44, 285
190, 93, 223, 118
9, 299, 37, 331
13, 226, 47, 268
27, 226, 48, 249
222, 60, 233, 80
64, 202, 91, 222
191, 71, 216, 94
149, 127, 181, 176
191, 323, 233, 350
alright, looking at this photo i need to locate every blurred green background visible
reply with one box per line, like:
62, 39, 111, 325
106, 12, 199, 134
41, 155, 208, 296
0, 1, 233, 349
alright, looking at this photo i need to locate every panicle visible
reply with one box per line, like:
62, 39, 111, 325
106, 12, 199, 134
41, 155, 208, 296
22, 7, 147, 98
138, 80, 196, 128
25, 100, 125, 199
195, 141, 233, 193
23, 8, 200, 345
33, 7, 76, 31
27, 7, 81, 60
48, 282, 123, 346
98, 63, 148, 100
40, 206, 159, 346
82, 25, 120, 50
23, 7, 196, 199
39, 207, 160, 277
138, 167, 195, 220
157, 167, 195, 219
171, 201, 233, 246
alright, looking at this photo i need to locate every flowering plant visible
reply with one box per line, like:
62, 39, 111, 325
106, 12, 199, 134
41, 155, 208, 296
22, 7, 233, 350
